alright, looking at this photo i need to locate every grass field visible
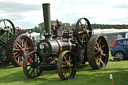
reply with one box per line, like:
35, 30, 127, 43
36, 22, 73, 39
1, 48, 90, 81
0, 54, 128, 85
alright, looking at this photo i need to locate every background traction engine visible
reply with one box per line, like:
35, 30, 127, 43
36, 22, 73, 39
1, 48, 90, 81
0, 19, 34, 66
23, 3, 109, 80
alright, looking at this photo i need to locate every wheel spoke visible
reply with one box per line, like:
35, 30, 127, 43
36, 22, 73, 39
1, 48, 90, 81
21, 56, 25, 61
69, 60, 72, 63
98, 39, 102, 46
94, 46, 98, 50
68, 68, 72, 74
25, 47, 32, 50
23, 40, 27, 47
64, 55, 67, 62
30, 68, 34, 76
96, 56, 100, 61
18, 57, 20, 62
14, 49, 20, 51
101, 45, 105, 48
96, 57, 100, 64
62, 65, 66, 67
71, 64, 73, 67
28, 59, 33, 64
85, 34, 88, 41
21, 38, 24, 47
68, 56, 71, 61
95, 52, 98, 55
9, 30, 13, 35
68, 56, 72, 63
96, 40, 100, 48
80, 21, 83, 27
3, 20, 7, 28
19, 38, 22, 46
14, 43, 20, 49
100, 49, 106, 57
14, 51, 19, 55
0, 32, 6, 38
15, 52, 20, 58
100, 59, 105, 67
27, 66, 32, 72
35, 57, 40, 63
27, 64, 32, 66
18, 56, 24, 62
30, 55, 35, 62
15, 41, 22, 48
64, 69, 68, 78
101, 53, 106, 57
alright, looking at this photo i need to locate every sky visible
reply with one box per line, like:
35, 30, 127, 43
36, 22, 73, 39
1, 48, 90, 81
0, 0, 128, 29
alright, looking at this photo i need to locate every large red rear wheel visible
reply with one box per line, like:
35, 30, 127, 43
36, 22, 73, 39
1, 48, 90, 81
7, 34, 34, 67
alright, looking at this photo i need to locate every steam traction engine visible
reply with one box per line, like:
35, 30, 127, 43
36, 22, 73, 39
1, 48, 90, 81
0, 19, 34, 66
23, 3, 109, 80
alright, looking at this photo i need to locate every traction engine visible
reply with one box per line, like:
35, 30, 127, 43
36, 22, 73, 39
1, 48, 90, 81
0, 19, 34, 66
23, 3, 109, 80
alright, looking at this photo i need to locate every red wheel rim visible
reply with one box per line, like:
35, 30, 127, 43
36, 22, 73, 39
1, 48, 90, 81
13, 35, 34, 66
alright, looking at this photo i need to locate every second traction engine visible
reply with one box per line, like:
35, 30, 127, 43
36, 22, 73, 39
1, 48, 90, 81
23, 3, 109, 80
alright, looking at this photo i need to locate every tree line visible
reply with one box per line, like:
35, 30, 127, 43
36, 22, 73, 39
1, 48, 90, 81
22, 21, 128, 33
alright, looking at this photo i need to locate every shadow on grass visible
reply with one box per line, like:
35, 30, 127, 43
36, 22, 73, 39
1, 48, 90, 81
0, 64, 89, 84
0, 63, 16, 69
0, 68, 61, 84
0, 62, 128, 85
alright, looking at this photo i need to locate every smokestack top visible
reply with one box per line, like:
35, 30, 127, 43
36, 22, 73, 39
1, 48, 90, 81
43, 3, 50, 5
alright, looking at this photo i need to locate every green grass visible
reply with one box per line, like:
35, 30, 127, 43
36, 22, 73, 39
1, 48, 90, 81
0, 54, 128, 85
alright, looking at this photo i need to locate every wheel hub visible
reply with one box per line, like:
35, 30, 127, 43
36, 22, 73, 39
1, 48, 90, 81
19, 47, 27, 56
66, 62, 72, 68
98, 47, 101, 52
31, 62, 38, 68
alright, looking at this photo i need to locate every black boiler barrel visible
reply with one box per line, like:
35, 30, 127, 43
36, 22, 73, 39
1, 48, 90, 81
37, 39, 77, 58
